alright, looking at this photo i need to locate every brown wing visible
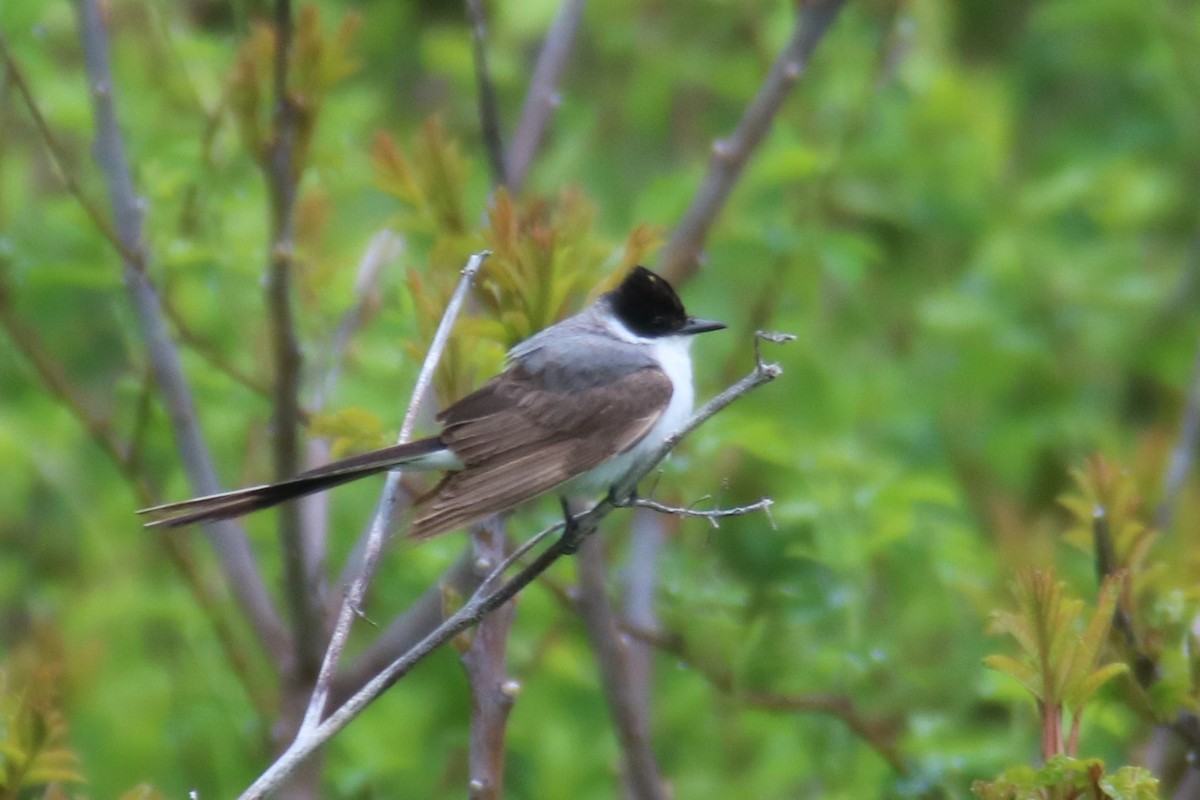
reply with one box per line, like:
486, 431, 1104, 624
408, 366, 672, 539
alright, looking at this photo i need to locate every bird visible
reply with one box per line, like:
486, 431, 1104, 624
139, 266, 725, 540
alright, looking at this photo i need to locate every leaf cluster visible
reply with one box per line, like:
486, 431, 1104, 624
972, 755, 1158, 800
985, 569, 1127, 726
229, 7, 361, 177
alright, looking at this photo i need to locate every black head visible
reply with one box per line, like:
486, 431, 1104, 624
607, 266, 726, 338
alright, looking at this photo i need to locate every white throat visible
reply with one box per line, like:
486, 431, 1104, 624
568, 318, 697, 493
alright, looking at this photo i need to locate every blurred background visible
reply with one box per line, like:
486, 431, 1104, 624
1, 0, 1198, 797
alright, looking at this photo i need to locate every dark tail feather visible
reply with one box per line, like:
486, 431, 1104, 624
139, 437, 448, 529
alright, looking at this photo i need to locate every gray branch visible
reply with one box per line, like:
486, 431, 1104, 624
624, 495, 775, 528
296, 251, 488, 736
505, 0, 587, 190
463, 515, 518, 799
657, 0, 846, 285
302, 230, 406, 614
621, 510, 666, 751
74, 0, 288, 664
576, 536, 667, 800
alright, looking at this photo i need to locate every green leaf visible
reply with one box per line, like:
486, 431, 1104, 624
1100, 766, 1160, 800
983, 654, 1043, 701
1072, 661, 1129, 711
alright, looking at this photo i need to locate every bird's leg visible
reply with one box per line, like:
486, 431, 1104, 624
607, 483, 638, 508
559, 496, 584, 554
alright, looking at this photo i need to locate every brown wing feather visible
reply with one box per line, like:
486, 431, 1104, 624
409, 366, 672, 539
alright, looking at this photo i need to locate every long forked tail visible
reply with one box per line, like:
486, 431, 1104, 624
138, 437, 452, 529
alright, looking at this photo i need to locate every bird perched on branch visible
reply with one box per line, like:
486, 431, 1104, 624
140, 266, 725, 539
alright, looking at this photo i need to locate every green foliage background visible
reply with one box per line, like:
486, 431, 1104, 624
1, 0, 1198, 797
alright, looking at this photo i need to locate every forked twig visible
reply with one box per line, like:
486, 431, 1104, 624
296, 250, 489, 736
625, 496, 774, 529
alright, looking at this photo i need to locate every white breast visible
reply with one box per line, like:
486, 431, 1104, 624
645, 334, 696, 443
570, 330, 696, 494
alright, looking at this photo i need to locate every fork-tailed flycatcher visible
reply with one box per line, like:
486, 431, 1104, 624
139, 266, 725, 539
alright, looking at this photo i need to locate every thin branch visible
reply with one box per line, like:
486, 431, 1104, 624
331, 547, 482, 705
263, 0, 321, 680
297, 251, 489, 736
462, 515, 518, 800
596, 494, 773, 796
0, 292, 129, 472
310, 229, 405, 413
73, 0, 289, 664
0, 34, 139, 268
619, 624, 907, 775
622, 495, 775, 529
575, 536, 667, 800
621, 509, 666, 759
330, 498, 555, 706
505, 0, 587, 191
237, 333, 786, 799
657, 0, 847, 285
7, 44, 273, 406
466, 0, 508, 187
159, 295, 274, 399
1155, 328, 1200, 532
300, 230, 405, 622
0, 286, 274, 717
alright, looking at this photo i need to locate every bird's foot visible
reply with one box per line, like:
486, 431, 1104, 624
607, 484, 638, 508
559, 496, 584, 554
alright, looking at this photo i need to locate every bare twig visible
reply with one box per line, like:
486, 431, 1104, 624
575, 536, 667, 800
0, 47, 269, 402
73, 0, 288, 664
657, 0, 847, 284
329, 501, 552, 708
331, 548, 482, 705
619, 624, 907, 774
0, 279, 274, 718
297, 251, 489, 736
261, 0, 323, 680
300, 230, 405, 616
576, 488, 856, 790
505, 0, 587, 190
466, 0, 508, 187
0, 295, 129, 472
621, 510, 665, 756
462, 515, 518, 800
622, 495, 775, 529
310, 230, 405, 413
237, 334, 787, 799
0, 34, 140, 268
159, 296, 274, 399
